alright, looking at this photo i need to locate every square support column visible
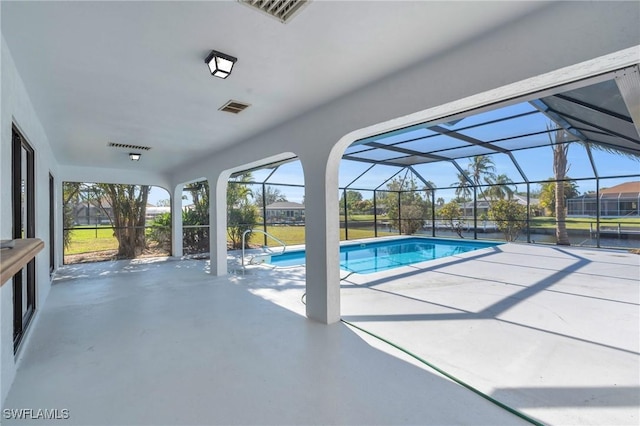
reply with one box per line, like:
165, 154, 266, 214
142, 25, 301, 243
300, 155, 341, 324
171, 184, 183, 258
209, 174, 228, 276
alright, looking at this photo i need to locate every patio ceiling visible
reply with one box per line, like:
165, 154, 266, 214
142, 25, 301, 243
0, 1, 549, 173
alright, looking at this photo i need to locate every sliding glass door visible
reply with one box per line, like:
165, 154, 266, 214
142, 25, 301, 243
12, 126, 36, 352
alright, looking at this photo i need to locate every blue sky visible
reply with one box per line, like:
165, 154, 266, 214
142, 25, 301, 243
147, 148, 638, 206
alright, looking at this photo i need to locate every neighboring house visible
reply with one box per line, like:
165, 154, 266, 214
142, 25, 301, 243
458, 194, 538, 217
567, 181, 640, 217
71, 200, 112, 225
146, 206, 171, 221
264, 201, 305, 223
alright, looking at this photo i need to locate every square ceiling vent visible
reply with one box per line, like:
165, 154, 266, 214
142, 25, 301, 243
237, 0, 310, 23
108, 142, 152, 151
219, 100, 251, 114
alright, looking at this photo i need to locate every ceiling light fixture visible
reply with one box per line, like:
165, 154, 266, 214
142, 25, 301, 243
129, 153, 141, 161
205, 50, 237, 79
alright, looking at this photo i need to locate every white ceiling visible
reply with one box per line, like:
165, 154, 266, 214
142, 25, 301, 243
1, 1, 547, 173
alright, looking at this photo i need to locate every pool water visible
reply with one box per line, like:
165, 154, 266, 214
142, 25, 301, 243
267, 237, 501, 274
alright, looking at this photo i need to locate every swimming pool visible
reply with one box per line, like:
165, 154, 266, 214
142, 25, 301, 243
267, 237, 502, 274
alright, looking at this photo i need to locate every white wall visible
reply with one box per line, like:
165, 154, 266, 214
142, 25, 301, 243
0, 37, 175, 406
0, 36, 61, 404
168, 1, 640, 323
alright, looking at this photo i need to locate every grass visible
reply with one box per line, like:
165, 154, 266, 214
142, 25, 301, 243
65, 227, 118, 254
244, 225, 397, 247
529, 217, 640, 230
339, 214, 378, 221
342, 215, 640, 229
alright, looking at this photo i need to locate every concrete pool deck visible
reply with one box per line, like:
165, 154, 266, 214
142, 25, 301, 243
3, 243, 639, 425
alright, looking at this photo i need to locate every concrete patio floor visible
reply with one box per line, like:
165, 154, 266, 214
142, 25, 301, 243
3, 242, 639, 425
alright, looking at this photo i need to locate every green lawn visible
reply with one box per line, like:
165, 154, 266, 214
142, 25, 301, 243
65, 227, 118, 254
242, 225, 397, 247
339, 214, 378, 221
530, 217, 640, 230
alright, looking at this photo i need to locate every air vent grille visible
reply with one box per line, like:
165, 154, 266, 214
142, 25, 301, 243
238, 0, 310, 23
108, 142, 152, 151
219, 100, 251, 114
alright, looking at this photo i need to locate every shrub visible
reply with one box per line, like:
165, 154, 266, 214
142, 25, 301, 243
147, 212, 172, 250
227, 204, 258, 249
438, 201, 464, 238
182, 208, 209, 254
489, 199, 527, 242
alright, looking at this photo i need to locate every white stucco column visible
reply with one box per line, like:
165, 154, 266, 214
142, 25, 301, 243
171, 184, 183, 258
209, 173, 230, 276
299, 151, 341, 324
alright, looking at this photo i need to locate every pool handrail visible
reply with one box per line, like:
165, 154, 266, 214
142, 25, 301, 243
241, 229, 287, 269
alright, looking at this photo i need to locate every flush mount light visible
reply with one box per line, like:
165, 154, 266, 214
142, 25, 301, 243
129, 153, 141, 161
205, 50, 237, 79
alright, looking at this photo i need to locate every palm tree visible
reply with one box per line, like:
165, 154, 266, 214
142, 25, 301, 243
485, 174, 516, 200
467, 155, 497, 203
544, 118, 640, 245
452, 172, 472, 201
468, 155, 497, 185
227, 173, 256, 249
547, 126, 571, 245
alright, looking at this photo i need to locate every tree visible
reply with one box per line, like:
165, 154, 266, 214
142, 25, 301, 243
227, 173, 258, 249
453, 172, 472, 201
182, 180, 210, 254
185, 181, 209, 213
549, 126, 571, 245
452, 155, 497, 203
526, 187, 541, 199
380, 176, 431, 235
147, 212, 172, 251
538, 179, 579, 215
489, 199, 527, 242
353, 199, 373, 214
485, 174, 516, 200
254, 185, 287, 207
543, 120, 639, 245
438, 201, 464, 238
94, 184, 150, 258
468, 155, 497, 202
339, 190, 364, 216
227, 207, 258, 249
62, 182, 82, 249
156, 199, 170, 207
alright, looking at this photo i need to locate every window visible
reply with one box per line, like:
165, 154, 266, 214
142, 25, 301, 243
49, 173, 55, 273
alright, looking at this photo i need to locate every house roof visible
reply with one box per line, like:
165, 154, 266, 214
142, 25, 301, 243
266, 201, 305, 210
74, 199, 112, 209
146, 206, 171, 215
600, 181, 640, 194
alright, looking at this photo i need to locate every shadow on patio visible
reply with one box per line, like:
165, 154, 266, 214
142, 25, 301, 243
5, 258, 527, 425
